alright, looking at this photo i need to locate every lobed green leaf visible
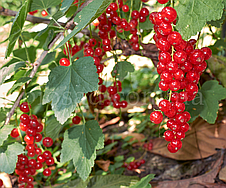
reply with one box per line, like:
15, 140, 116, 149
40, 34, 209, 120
42, 57, 98, 124
185, 80, 226, 124
60, 120, 104, 181
175, 0, 224, 39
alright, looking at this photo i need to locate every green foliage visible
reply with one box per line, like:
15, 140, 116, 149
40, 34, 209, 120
42, 57, 98, 124
207, 55, 226, 88
30, 0, 62, 11
56, 175, 140, 188
0, 125, 14, 146
55, 0, 112, 49
130, 174, 155, 188
6, 0, 31, 58
112, 61, 135, 81
0, 62, 25, 85
7, 77, 31, 95
185, 80, 226, 124
45, 116, 62, 141
0, 142, 24, 174
60, 120, 104, 181
41, 51, 56, 65
175, 0, 224, 39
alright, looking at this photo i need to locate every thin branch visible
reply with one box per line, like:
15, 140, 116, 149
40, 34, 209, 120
4, 32, 63, 126
0, 6, 99, 39
2, 1, 92, 126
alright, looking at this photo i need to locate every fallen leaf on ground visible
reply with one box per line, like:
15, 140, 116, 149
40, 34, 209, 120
219, 165, 226, 182
100, 117, 120, 128
96, 160, 111, 172
151, 118, 226, 160
116, 132, 145, 143
151, 150, 224, 188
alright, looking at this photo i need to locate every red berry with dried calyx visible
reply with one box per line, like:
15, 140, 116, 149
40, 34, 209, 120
150, 111, 163, 124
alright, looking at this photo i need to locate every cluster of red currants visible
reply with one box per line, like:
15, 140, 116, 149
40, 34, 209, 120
11, 102, 54, 188
148, 2, 212, 153
143, 140, 153, 151
123, 159, 146, 171
97, 79, 128, 109
59, 41, 84, 66
97, 0, 150, 51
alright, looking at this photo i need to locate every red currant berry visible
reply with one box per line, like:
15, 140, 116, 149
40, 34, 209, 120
170, 139, 182, 150
72, 116, 81, 124
167, 31, 182, 46
159, 99, 171, 112
150, 111, 163, 124
131, 10, 140, 20
180, 122, 190, 132
20, 102, 30, 113
10, 128, 19, 138
43, 168, 51, 176
164, 130, 174, 141
43, 137, 53, 147
161, 7, 177, 23
122, 5, 129, 12
201, 47, 212, 60
189, 49, 205, 64
41, 10, 48, 17
46, 157, 54, 165
167, 142, 178, 153
159, 80, 169, 91
59, 58, 70, 66
35, 162, 43, 170
173, 51, 187, 64
157, 0, 169, 4
182, 111, 191, 122
158, 22, 172, 35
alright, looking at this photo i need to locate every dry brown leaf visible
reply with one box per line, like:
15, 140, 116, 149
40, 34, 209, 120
219, 165, 226, 182
100, 117, 120, 128
151, 118, 226, 160
116, 132, 145, 143
95, 160, 111, 172
151, 150, 224, 188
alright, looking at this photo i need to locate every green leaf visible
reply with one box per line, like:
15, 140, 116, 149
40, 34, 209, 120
130, 174, 155, 188
0, 125, 14, 146
60, 120, 104, 181
41, 51, 56, 65
125, 156, 135, 163
139, 17, 153, 30
87, 175, 139, 188
27, 90, 42, 103
207, 56, 226, 88
45, 116, 62, 141
30, 0, 62, 11
42, 57, 98, 124
43, 29, 55, 50
57, 175, 140, 188
0, 142, 24, 174
6, 0, 31, 58
175, 0, 224, 39
51, 0, 75, 23
114, 155, 124, 162
0, 62, 25, 85
0, 109, 7, 124
185, 80, 226, 124
55, 0, 112, 49
7, 77, 31, 95
112, 61, 135, 81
